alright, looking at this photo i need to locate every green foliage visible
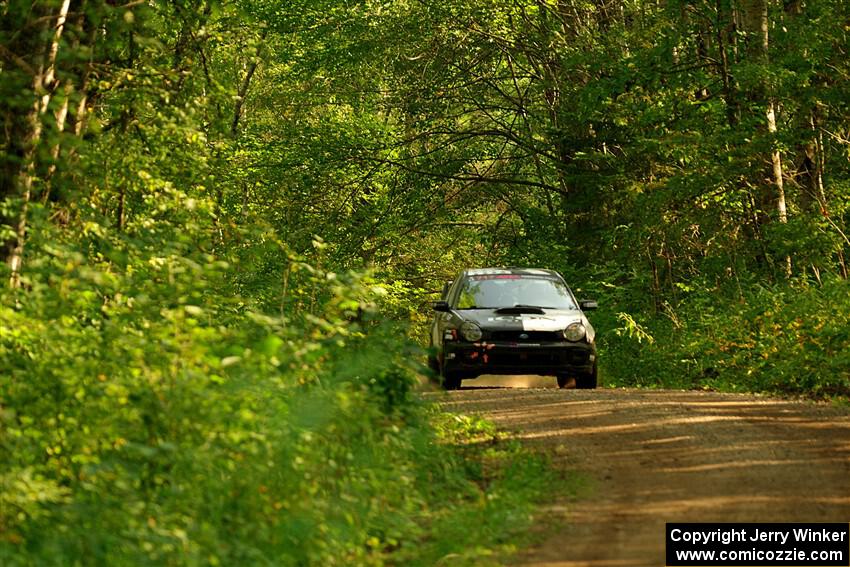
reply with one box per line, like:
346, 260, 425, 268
602, 278, 850, 398
3, 0, 850, 562
0, 232, 551, 564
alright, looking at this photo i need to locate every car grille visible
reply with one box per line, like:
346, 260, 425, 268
488, 330, 561, 342
487, 349, 590, 367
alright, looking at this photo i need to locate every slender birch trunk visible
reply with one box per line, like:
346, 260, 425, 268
5, 0, 73, 287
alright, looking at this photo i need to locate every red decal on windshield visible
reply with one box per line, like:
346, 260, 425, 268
470, 274, 558, 281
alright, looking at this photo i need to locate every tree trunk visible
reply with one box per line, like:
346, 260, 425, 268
2, 0, 72, 287
740, 0, 791, 277
44, 6, 92, 201
42, 80, 73, 200
796, 112, 828, 215
231, 30, 267, 137
717, 0, 739, 126
6, 99, 43, 288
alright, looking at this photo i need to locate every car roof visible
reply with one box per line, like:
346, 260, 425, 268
463, 267, 562, 278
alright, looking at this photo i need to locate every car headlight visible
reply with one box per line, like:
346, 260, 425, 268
563, 322, 586, 342
460, 322, 483, 342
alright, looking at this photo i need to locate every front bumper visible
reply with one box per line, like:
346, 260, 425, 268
442, 340, 596, 378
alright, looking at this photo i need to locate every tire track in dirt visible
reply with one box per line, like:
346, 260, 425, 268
435, 380, 850, 566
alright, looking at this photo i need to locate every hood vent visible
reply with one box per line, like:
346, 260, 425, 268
494, 306, 545, 315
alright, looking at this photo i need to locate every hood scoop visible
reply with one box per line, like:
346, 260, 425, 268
494, 305, 545, 315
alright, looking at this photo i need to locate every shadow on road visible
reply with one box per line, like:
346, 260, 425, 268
435, 388, 850, 566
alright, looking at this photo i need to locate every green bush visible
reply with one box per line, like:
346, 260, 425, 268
601, 278, 850, 398
0, 224, 550, 566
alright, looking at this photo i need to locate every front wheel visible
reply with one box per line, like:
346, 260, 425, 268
575, 363, 598, 389
441, 370, 462, 390
439, 359, 462, 390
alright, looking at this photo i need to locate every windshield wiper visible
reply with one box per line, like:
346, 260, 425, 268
456, 306, 494, 310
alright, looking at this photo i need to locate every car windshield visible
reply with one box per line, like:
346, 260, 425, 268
455, 275, 577, 310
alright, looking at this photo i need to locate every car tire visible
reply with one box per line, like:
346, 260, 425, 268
556, 374, 571, 389
575, 363, 598, 389
440, 364, 462, 390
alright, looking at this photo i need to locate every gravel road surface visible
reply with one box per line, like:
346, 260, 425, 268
435, 376, 850, 566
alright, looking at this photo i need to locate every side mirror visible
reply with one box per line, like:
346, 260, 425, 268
441, 282, 452, 298
579, 299, 598, 311
432, 300, 451, 312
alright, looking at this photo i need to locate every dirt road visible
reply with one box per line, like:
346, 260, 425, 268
437, 376, 850, 566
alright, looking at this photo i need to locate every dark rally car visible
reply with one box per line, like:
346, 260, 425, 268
428, 268, 598, 390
